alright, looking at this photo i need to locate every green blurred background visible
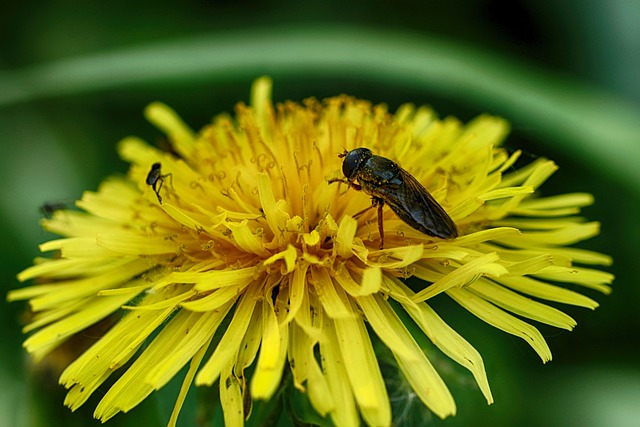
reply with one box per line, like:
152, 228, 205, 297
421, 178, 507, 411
1, 1, 639, 426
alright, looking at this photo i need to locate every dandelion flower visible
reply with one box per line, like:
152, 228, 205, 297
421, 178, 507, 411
10, 77, 614, 426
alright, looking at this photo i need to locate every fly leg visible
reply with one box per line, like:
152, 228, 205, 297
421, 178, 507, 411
328, 178, 385, 248
154, 172, 173, 204
373, 197, 385, 249
350, 201, 371, 217
328, 178, 364, 213
327, 178, 362, 192
352, 197, 385, 249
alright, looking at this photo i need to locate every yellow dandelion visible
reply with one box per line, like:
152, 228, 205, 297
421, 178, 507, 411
9, 77, 614, 426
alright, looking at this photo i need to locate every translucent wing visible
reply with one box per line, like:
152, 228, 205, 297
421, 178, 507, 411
384, 167, 458, 239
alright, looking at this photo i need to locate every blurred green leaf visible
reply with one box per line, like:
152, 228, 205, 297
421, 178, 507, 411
286, 387, 332, 427
247, 392, 284, 427
1, 25, 639, 194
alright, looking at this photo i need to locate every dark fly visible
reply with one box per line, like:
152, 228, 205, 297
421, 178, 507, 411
39, 201, 70, 218
146, 162, 172, 204
329, 147, 458, 249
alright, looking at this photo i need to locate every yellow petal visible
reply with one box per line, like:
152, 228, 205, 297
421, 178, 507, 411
283, 262, 309, 324
288, 322, 334, 416
196, 285, 261, 386
96, 232, 181, 256
162, 203, 224, 233
311, 267, 354, 319
60, 290, 182, 398
10, 257, 145, 305
335, 216, 358, 259
358, 266, 382, 295
168, 334, 212, 427
16, 257, 106, 282
117, 135, 164, 167
387, 276, 494, 405
39, 237, 118, 258
503, 254, 555, 275
251, 298, 288, 399
356, 294, 417, 362
358, 292, 459, 417
293, 284, 323, 341
94, 307, 223, 421
479, 185, 534, 201
220, 363, 245, 427
519, 192, 594, 210
144, 102, 196, 160
468, 279, 576, 330
257, 301, 280, 370
23, 291, 139, 361
394, 348, 456, 419
228, 220, 271, 257
518, 160, 558, 193
449, 197, 484, 219
234, 302, 263, 374
320, 318, 359, 427
288, 322, 310, 391
146, 307, 231, 389
492, 160, 558, 215
330, 304, 391, 427
367, 244, 424, 269
257, 173, 286, 245
263, 244, 298, 273
497, 275, 599, 308
333, 266, 363, 296
161, 266, 258, 292
301, 229, 321, 246
180, 287, 243, 312
533, 266, 614, 294
333, 265, 381, 297
76, 178, 141, 222
413, 253, 508, 302
251, 76, 274, 132
123, 289, 195, 311
22, 298, 85, 333
64, 371, 112, 411
98, 282, 153, 296
497, 222, 601, 247
452, 227, 520, 246
493, 217, 584, 230
448, 288, 552, 362
541, 247, 612, 266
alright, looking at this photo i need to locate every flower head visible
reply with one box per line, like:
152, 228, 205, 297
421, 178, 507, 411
10, 77, 613, 426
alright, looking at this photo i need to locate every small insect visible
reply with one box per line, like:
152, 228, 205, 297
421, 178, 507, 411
39, 201, 70, 218
329, 147, 458, 249
146, 162, 172, 203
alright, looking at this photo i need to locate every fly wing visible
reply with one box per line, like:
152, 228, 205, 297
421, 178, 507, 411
385, 168, 458, 239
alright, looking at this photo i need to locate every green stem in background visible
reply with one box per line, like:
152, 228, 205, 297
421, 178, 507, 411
1, 25, 639, 191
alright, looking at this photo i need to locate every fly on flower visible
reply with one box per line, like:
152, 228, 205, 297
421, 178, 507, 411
329, 147, 458, 249
9, 77, 614, 427
39, 201, 71, 219
145, 162, 172, 203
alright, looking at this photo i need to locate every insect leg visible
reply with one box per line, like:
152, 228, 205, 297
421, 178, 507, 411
327, 177, 346, 185
352, 204, 375, 219
155, 173, 174, 204
165, 172, 174, 189
353, 197, 385, 249
155, 179, 164, 204
374, 197, 385, 249
328, 178, 362, 191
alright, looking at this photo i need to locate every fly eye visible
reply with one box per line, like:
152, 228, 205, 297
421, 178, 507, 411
341, 154, 358, 178
341, 148, 371, 178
